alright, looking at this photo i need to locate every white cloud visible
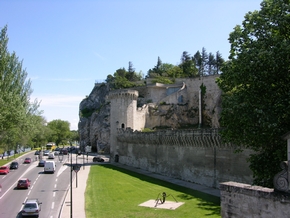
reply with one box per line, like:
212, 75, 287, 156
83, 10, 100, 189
31, 94, 84, 130
36, 94, 84, 107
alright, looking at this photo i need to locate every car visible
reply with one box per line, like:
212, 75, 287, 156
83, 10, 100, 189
93, 156, 105, 162
17, 178, 31, 189
43, 150, 50, 156
38, 160, 46, 167
10, 161, 19, 169
54, 147, 60, 151
24, 158, 31, 164
44, 161, 56, 173
21, 198, 42, 217
34, 150, 40, 155
48, 152, 55, 159
60, 149, 68, 155
54, 151, 60, 156
0, 166, 10, 174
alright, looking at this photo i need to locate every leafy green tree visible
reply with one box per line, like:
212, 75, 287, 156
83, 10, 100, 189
0, 25, 41, 150
216, 0, 290, 187
70, 130, 80, 142
29, 115, 50, 148
106, 66, 144, 89
47, 119, 71, 146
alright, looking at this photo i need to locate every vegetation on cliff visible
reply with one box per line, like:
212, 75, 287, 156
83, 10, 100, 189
106, 49, 224, 89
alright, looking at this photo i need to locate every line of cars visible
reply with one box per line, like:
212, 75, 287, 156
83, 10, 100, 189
0, 153, 46, 217
0, 158, 33, 191
0, 157, 32, 175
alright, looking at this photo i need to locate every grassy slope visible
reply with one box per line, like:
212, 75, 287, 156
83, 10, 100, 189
86, 165, 221, 218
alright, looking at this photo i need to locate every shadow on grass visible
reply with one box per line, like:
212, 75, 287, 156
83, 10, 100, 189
95, 164, 220, 217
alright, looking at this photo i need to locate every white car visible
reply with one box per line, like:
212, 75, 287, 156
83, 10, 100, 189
44, 161, 56, 173
21, 198, 42, 217
48, 153, 55, 159
43, 150, 50, 156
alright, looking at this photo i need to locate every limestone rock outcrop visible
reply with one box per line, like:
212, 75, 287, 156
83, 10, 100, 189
78, 83, 111, 152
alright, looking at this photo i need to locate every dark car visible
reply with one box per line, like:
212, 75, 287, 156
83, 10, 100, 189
93, 156, 105, 162
34, 150, 40, 155
60, 149, 68, 155
54, 147, 60, 151
38, 160, 46, 167
10, 161, 19, 169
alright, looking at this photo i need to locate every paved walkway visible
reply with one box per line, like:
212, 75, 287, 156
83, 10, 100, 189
60, 156, 220, 218
59, 160, 90, 218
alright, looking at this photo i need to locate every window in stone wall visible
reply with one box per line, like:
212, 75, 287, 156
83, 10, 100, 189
178, 95, 184, 103
121, 123, 125, 129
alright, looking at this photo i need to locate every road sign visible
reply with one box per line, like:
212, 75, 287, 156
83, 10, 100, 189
85, 146, 91, 153
73, 165, 81, 173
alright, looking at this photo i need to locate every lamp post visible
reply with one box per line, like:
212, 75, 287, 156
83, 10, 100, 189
69, 141, 73, 218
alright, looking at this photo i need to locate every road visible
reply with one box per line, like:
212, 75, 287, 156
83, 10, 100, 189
0, 152, 77, 218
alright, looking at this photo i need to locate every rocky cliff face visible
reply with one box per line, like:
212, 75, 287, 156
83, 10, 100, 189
78, 83, 111, 153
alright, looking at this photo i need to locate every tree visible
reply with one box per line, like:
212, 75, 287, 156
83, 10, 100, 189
70, 130, 80, 142
47, 120, 71, 146
180, 51, 198, 77
214, 51, 224, 74
0, 25, 41, 149
200, 47, 208, 76
127, 61, 139, 82
193, 50, 202, 73
216, 0, 290, 187
207, 52, 215, 75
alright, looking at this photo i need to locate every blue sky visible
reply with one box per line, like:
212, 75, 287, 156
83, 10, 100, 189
0, 0, 262, 130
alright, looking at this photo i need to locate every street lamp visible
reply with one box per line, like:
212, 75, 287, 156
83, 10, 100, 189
69, 141, 73, 218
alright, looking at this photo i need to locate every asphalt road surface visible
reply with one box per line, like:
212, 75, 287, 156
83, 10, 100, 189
0, 152, 76, 218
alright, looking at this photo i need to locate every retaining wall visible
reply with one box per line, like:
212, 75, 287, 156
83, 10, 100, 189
116, 128, 253, 189
220, 181, 290, 218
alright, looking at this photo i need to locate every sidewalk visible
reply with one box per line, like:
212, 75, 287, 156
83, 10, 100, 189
59, 164, 90, 218
59, 158, 220, 218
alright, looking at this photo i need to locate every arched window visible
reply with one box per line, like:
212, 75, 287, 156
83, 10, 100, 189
121, 123, 125, 129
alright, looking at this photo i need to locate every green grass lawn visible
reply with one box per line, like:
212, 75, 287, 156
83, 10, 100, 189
85, 164, 221, 218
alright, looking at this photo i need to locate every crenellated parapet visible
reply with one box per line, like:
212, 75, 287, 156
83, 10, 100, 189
108, 89, 138, 100
116, 128, 234, 148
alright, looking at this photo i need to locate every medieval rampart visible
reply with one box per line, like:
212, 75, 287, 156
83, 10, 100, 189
115, 128, 254, 189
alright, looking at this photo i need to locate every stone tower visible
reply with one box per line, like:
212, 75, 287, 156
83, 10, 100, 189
108, 89, 139, 161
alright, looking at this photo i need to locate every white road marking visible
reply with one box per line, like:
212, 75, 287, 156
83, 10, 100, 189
56, 165, 68, 177
0, 161, 38, 199
51, 202, 55, 209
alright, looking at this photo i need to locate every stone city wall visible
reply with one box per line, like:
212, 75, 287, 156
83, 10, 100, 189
220, 181, 290, 218
116, 128, 253, 188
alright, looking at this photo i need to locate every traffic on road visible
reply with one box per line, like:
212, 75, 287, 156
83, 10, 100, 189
0, 149, 79, 218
